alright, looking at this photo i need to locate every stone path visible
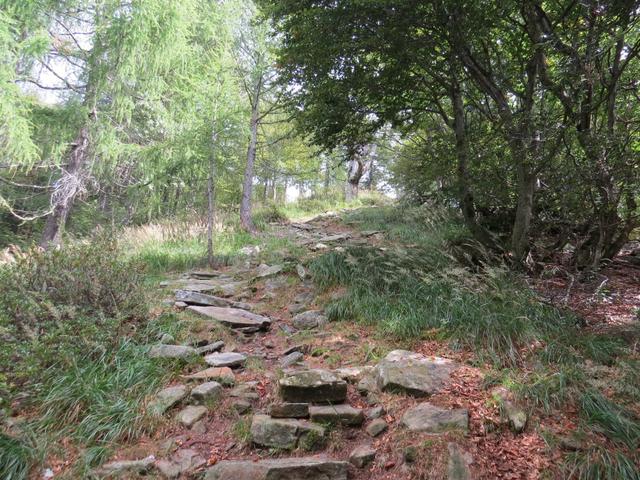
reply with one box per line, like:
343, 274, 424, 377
92, 211, 526, 479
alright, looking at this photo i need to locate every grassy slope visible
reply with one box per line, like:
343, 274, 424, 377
309, 205, 639, 478
1, 197, 638, 479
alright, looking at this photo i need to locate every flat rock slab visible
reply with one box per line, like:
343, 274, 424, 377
92, 456, 155, 477
181, 367, 235, 384
149, 345, 197, 359
270, 402, 310, 418
250, 414, 325, 450
149, 385, 189, 415
204, 352, 247, 368
155, 448, 206, 479
175, 290, 251, 310
402, 403, 469, 433
176, 405, 208, 428
317, 233, 351, 243
255, 264, 284, 278
188, 306, 271, 330
279, 369, 347, 403
205, 457, 348, 480
309, 404, 365, 426
376, 350, 457, 397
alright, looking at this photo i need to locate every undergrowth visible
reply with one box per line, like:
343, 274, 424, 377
0, 236, 179, 478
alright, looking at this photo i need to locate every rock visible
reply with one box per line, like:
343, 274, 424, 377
357, 373, 379, 394
176, 405, 208, 428
217, 280, 250, 297
376, 350, 457, 397
159, 333, 175, 344
502, 400, 527, 433
349, 445, 376, 468
255, 264, 284, 278
195, 341, 225, 355
365, 406, 385, 419
281, 351, 304, 368
288, 303, 307, 314
334, 366, 375, 383
270, 403, 310, 418
239, 245, 261, 256
317, 233, 350, 243
232, 399, 252, 414
296, 264, 307, 280
309, 405, 365, 426
92, 456, 155, 477
192, 419, 207, 434
283, 344, 309, 355
447, 443, 473, 480
229, 382, 259, 398
149, 385, 189, 415
250, 414, 325, 450
292, 310, 328, 330
181, 367, 235, 384
191, 382, 223, 404
174, 301, 188, 309
402, 403, 469, 433
188, 306, 271, 330
366, 418, 388, 437
148, 345, 197, 359
311, 242, 329, 251
279, 369, 347, 403
175, 290, 250, 310
155, 449, 206, 479
204, 352, 247, 368
190, 270, 220, 279
205, 457, 348, 480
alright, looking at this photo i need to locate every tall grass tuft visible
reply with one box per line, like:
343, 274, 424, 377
0, 433, 33, 480
37, 339, 170, 445
563, 447, 640, 480
580, 391, 640, 449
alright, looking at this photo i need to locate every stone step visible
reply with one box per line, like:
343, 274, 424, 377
188, 306, 271, 329
279, 369, 347, 403
250, 414, 325, 450
175, 290, 252, 310
205, 457, 348, 480
309, 404, 364, 426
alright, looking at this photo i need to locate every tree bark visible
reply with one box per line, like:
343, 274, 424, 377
206, 131, 217, 268
240, 88, 260, 232
450, 78, 497, 249
345, 157, 363, 202
40, 124, 90, 248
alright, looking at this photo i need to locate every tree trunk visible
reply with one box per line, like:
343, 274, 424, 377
450, 80, 496, 249
40, 124, 90, 249
240, 92, 260, 232
323, 155, 331, 195
345, 157, 363, 202
206, 132, 217, 268
510, 164, 536, 262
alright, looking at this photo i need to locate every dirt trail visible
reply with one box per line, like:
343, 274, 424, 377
98, 210, 554, 480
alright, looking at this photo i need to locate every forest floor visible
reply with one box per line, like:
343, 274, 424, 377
5, 204, 639, 479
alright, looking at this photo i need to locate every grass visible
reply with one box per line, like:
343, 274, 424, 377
310, 206, 578, 366
580, 391, 640, 450
563, 447, 640, 480
0, 433, 34, 480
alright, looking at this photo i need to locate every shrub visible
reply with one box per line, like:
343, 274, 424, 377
0, 235, 147, 407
